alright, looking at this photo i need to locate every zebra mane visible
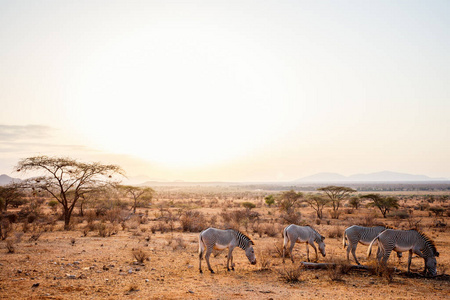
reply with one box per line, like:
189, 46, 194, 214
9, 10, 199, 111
409, 229, 439, 257
306, 225, 325, 241
231, 229, 254, 246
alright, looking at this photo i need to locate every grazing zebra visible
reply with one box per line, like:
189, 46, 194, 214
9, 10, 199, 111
368, 229, 439, 276
283, 224, 326, 263
343, 225, 402, 265
198, 227, 256, 274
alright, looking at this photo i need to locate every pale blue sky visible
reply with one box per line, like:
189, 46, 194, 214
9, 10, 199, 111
0, 0, 449, 181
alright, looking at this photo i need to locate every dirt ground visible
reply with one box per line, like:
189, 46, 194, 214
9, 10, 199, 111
1, 188, 449, 299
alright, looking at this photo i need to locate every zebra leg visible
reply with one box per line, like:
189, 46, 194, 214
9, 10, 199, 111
227, 248, 233, 271
407, 250, 412, 273
199, 237, 205, 273
309, 242, 318, 262
205, 248, 215, 274
289, 241, 296, 263
305, 242, 310, 262
346, 242, 351, 262
199, 248, 203, 273
351, 244, 360, 265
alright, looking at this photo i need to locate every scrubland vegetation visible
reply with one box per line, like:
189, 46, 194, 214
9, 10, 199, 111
1, 180, 450, 299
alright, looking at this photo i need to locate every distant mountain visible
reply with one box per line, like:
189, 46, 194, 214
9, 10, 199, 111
297, 172, 347, 182
296, 171, 447, 182
0, 174, 21, 186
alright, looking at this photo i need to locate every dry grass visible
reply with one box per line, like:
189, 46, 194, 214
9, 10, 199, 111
0, 187, 449, 299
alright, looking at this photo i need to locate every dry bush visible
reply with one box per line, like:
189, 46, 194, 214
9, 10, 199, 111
257, 248, 273, 271
15, 232, 24, 243
327, 261, 352, 282
0, 219, 12, 240
369, 263, 395, 284
273, 241, 289, 259
277, 265, 303, 283
180, 210, 206, 232
5, 238, 15, 253
132, 248, 149, 264
97, 222, 118, 237
28, 231, 43, 242
105, 207, 128, 223
280, 211, 302, 225
261, 223, 279, 238
171, 236, 187, 251
327, 225, 342, 239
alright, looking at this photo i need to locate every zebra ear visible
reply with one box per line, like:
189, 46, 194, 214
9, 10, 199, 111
436, 251, 440, 257
250, 240, 255, 245
321, 236, 325, 241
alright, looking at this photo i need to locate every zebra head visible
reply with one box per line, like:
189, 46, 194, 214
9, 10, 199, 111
426, 256, 437, 277
318, 235, 326, 257
245, 241, 257, 265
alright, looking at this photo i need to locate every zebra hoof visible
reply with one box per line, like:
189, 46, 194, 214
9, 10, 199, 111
199, 270, 203, 274
210, 270, 215, 274
231, 267, 235, 271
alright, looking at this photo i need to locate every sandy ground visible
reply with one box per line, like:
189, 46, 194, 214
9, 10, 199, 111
1, 224, 449, 299
1, 189, 449, 299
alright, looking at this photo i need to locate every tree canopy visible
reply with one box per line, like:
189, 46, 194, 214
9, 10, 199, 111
361, 193, 400, 218
16, 156, 124, 230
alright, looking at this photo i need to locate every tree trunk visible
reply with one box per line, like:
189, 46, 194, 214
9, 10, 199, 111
63, 208, 72, 230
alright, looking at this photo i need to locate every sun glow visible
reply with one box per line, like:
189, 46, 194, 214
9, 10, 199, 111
63, 26, 294, 168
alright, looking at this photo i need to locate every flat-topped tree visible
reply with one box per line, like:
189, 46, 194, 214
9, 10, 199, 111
317, 186, 356, 219
16, 156, 124, 230
361, 193, 399, 218
118, 185, 155, 214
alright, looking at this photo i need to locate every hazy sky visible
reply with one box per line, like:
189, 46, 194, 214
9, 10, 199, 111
1, 0, 449, 181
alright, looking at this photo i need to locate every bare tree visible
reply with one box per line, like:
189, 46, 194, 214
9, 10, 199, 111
119, 185, 155, 214
16, 156, 124, 230
305, 194, 329, 219
317, 186, 356, 219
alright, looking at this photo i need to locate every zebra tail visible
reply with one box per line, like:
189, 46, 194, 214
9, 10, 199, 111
342, 230, 347, 249
198, 233, 204, 256
367, 235, 379, 258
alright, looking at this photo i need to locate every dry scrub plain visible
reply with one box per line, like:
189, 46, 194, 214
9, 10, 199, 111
1, 185, 450, 299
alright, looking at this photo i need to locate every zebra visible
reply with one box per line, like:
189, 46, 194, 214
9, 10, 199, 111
367, 229, 439, 276
198, 227, 256, 274
282, 224, 326, 263
343, 225, 402, 265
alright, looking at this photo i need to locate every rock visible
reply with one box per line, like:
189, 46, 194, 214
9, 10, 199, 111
188, 290, 194, 294
32, 283, 40, 288
145, 279, 149, 283
66, 274, 77, 279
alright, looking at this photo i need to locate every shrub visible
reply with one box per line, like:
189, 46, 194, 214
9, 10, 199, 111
132, 248, 149, 264
6, 238, 15, 253
388, 210, 409, 219
48, 200, 59, 212
278, 266, 303, 283
327, 261, 351, 282
180, 210, 206, 232
257, 248, 273, 271
242, 202, 256, 210
327, 225, 342, 239
429, 206, 445, 217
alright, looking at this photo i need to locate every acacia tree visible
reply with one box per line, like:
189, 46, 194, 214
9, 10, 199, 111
361, 193, 399, 218
119, 185, 155, 214
305, 194, 329, 219
16, 156, 124, 230
317, 186, 356, 219
278, 190, 303, 214
0, 183, 25, 211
